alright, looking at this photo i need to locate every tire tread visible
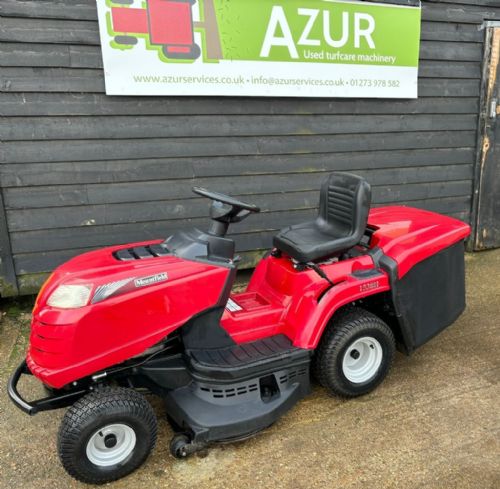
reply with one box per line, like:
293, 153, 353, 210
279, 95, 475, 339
57, 386, 157, 485
313, 307, 395, 398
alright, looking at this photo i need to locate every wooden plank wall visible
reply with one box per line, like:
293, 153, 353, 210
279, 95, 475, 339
0, 0, 499, 295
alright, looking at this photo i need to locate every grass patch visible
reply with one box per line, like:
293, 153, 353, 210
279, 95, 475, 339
0, 296, 35, 319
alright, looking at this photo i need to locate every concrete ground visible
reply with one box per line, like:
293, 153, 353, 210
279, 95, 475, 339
0, 250, 499, 489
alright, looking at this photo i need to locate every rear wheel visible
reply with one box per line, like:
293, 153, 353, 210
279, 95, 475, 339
58, 387, 157, 484
313, 307, 395, 398
163, 43, 201, 60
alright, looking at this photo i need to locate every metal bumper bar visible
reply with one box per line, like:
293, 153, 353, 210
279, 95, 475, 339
8, 360, 86, 415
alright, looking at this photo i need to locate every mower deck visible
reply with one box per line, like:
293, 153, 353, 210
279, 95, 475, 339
167, 334, 313, 447
167, 351, 311, 446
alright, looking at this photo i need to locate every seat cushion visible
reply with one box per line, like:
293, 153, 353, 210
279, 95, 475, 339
273, 172, 371, 263
273, 221, 358, 263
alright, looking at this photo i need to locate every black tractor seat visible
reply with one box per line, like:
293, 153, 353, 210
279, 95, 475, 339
273, 172, 371, 263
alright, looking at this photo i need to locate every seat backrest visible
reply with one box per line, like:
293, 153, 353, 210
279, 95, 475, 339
317, 172, 371, 239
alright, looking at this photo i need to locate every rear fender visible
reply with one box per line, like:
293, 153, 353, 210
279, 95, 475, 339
290, 271, 391, 349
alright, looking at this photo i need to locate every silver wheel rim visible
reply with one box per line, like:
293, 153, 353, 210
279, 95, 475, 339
86, 424, 136, 467
342, 336, 383, 384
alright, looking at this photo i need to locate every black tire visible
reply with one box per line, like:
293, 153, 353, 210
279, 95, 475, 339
170, 434, 191, 459
114, 35, 138, 46
313, 307, 395, 398
57, 386, 157, 485
190, 43, 202, 60
163, 43, 201, 60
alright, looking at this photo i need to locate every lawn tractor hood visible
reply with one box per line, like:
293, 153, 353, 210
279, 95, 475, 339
28, 240, 232, 388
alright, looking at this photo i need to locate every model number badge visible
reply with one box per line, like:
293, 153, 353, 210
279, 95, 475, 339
360, 281, 379, 292
134, 273, 168, 288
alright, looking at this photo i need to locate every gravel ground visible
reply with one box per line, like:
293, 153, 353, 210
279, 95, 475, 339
0, 250, 499, 489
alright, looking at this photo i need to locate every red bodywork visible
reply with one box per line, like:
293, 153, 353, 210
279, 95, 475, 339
111, 0, 198, 58
28, 206, 470, 388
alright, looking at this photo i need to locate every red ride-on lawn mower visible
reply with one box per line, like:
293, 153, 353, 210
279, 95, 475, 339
8, 173, 470, 484
111, 0, 201, 60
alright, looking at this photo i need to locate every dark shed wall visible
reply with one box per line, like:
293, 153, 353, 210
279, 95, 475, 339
0, 0, 498, 295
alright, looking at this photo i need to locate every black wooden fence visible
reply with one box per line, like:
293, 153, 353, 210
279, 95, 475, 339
0, 0, 499, 295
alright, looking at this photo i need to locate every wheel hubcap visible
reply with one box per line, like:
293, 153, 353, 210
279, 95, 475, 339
104, 434, 117, 448
86, 424, 136, 467
342, 337, 383, 384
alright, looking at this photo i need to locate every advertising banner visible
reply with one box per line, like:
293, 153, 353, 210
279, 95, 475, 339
96, 0, 421, 97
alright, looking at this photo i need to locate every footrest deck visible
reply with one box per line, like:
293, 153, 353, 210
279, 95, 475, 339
186, 334, 311, 380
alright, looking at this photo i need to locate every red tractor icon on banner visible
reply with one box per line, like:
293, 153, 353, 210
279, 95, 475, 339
110, 0, 202, 60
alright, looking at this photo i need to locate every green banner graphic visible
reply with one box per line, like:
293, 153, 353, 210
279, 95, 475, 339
213, 0, 421, 67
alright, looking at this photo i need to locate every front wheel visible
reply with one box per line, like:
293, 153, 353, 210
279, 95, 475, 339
313, 307, 395, 398
57, 387, 157, 484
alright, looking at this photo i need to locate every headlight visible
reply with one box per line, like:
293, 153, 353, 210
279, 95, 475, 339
47, 284, 92, 309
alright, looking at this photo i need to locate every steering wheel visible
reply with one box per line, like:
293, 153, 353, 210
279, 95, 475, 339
192, 187, 260, 213
192, 187, 260, 236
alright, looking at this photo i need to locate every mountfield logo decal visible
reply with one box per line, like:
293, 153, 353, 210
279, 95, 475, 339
134, 273, 168, 288
96, 0, 421, 97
